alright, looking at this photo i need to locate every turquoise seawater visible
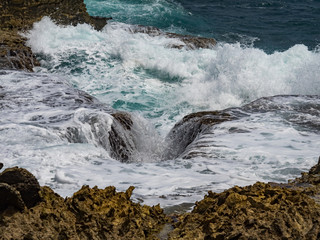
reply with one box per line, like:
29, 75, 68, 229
1, 0, 319, 207
84, 0, 320, 52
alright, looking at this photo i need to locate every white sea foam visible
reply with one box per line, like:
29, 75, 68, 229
1, 18, 318, 208
24, 17, 320, 134
0, 70, 319, 208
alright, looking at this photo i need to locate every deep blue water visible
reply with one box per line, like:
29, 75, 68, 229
84, 0, 320, 53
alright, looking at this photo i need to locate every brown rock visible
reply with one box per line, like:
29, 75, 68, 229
169, 182, 320, 240
0, 0, 110, 71
0, 183, 25, 212
0, 167, 41, 208
0, 185, 169, 239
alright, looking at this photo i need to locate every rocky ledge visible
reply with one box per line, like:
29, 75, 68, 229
0, 0, 216, 71
0, 0, 110, 71
1, 160, 320, 239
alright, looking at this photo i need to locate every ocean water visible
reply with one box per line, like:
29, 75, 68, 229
1, 0, 320, 209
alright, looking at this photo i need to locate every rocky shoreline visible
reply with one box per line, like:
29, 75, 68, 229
2, 160, 320, 239
1, 0, 320, 239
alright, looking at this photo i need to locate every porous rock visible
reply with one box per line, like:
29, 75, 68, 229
293, 156, 320, 185
0, 184, 169, 239
169, 182, 320, 240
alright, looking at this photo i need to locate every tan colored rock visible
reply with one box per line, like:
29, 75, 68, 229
169, 182, 320, 240
0, 185, 169, 239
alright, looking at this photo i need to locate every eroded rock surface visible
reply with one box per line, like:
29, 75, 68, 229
169, 182, 320, 240
0, 184, 169, 239
2, 164, 320, 239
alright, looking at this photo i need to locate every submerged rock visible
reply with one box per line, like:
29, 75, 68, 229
164, 111, 233, 159
127, 24, 216, 49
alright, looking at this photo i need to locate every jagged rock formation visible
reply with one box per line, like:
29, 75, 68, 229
0, 0, 216, 71
0, 168, 169, 239
169, 182, 320, 240
0, 0, 110, 71
2, 162, 320, 239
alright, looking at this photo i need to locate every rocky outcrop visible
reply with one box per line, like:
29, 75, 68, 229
2, 162, 320, 239
0, 167, 41, 210
127, 24, 216, 49
0, 183, 25, 212
0, 30, 39, 71
0, 0, 109, 31
0, 0, 110, 71
0, 167, 169, 239
169, 182, 320, 240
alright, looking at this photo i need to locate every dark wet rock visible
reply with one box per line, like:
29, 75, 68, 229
0, 163, 3, 170
169, 182, 320, 240
164, 111, 233, 159
112, 112, 134, 131
1, 70, 138, 163
0, 167, 41, 208
0, 183, 25, 212
127, 24, 216, 49
108, 112, 136, 162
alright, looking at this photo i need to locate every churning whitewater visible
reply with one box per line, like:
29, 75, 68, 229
1, 0, 320, 209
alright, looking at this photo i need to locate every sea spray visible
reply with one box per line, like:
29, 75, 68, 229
25, 18, 320, 134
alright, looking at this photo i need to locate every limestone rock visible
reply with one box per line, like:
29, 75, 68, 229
0, 0, 108, 31
0, 185, 169, 239
169, 182, 320, 240
293, 156, 320, 185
